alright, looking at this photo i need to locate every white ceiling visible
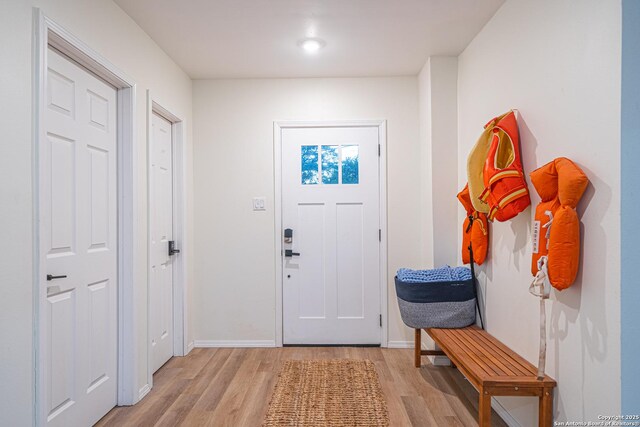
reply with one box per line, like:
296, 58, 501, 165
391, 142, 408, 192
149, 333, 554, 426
114, 0, 504, 79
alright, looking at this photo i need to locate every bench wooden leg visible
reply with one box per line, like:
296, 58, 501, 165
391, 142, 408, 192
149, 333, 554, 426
539, 388, 553, 427
479, 389, 492, 427
414, 329, 421, 367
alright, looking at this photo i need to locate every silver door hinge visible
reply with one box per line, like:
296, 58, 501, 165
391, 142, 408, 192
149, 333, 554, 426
379, 314, 382, 327
378, 144, 381, 156
378, 229, 381, 242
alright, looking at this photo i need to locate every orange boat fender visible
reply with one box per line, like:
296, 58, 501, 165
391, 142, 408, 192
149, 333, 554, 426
457, 184, 489, 265
530, 157, 589, 290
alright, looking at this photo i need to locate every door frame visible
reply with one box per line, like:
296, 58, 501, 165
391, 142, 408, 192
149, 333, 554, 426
32, 9, 139, 422
145, 92, 189, 391
273, 120, 389, 347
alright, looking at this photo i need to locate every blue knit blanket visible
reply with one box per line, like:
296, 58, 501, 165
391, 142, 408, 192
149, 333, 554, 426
397, 266, 472, 283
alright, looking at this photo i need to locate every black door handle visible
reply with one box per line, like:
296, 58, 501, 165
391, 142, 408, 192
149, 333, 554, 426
284, 249, 300, 257
168, 240, 180, 256
47, 274, 67, 281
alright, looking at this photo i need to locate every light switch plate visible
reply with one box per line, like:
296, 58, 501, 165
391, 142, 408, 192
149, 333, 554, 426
252, 197, 266, 211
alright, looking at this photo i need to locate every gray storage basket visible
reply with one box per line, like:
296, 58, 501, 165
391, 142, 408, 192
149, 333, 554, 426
395, 276, 477, 329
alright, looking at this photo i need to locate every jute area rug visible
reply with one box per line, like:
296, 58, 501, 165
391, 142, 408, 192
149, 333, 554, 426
263, 359, 390, 427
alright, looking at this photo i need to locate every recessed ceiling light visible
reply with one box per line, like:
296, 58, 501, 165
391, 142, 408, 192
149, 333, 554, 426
299, 38, 325, 54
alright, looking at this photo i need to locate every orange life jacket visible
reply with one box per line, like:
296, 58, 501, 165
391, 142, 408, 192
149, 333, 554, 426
467, 114, 498, 214
457, 184, 489, 265
530, 157, 588, 290
475, 111, 531, 222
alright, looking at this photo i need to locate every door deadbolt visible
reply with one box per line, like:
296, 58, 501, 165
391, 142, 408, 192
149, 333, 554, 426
284, 228, 293, 243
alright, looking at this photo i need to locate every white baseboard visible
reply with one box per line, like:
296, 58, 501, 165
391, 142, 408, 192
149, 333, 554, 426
138, 384, 151, 401
386, 340, 414, 348
186, 341, 195, 354
491, 398, 522, 427
386, 340, 451, 366
431, 355, 451, 366
194, 340, 277, 348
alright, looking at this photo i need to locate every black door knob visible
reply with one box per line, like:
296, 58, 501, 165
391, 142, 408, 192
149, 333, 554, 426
47, 274, 67, 281
284, 249, 300, 257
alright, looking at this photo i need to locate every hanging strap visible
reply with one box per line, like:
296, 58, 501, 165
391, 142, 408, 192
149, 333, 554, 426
529, 256, 551, 298
466, 214, 474, 233
469, 243, 484, 330
529, 256, 550, 380
538, 297, 547, 380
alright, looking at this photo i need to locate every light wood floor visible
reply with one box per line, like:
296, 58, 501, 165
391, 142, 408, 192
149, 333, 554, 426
96, 347, 507, 427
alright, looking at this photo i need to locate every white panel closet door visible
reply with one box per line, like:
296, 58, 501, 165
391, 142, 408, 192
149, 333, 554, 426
281, 126, 381, 345
43, 48, 117, 426
149, 112, 174, 373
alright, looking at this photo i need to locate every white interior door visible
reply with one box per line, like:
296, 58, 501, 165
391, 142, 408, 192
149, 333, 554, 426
282, 126, 381, 345
149, 112, 175, 373
42, 48, 117, 426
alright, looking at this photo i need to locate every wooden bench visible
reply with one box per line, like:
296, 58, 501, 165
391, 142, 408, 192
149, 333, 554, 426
414, 326, 556, 427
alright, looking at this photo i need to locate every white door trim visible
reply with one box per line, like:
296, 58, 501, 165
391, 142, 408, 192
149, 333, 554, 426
145, 92, 189, 392
32, 9, 139, 422
273, 120, 388, 347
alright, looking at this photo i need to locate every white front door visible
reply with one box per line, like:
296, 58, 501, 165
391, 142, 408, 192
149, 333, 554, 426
42, 48, 117, 426
281, 126, 381, 345
149, 112, 175, 373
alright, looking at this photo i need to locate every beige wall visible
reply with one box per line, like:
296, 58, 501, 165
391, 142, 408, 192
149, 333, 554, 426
457, 0, 621, 424
192, 77, 422, 347
0, 1, 193, 425
419, 57, 459, 268
418, 61, 435, 269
